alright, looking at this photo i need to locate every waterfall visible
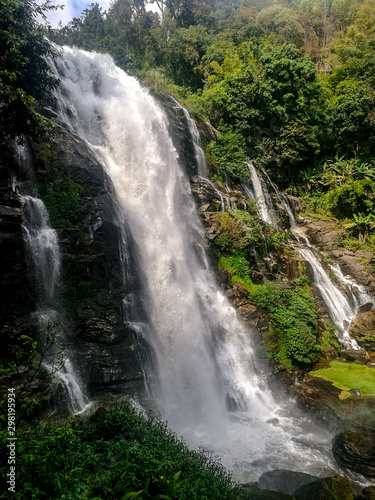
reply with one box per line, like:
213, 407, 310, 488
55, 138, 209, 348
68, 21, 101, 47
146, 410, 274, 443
171, 97, 207, 177
298, 249, 359, 348
51, 46, 339, 482
253, 166, 365, 349
15, 145, 89, 414
329, 263, 375, 310
22, 195, 61, 303
246, 163, 277, 225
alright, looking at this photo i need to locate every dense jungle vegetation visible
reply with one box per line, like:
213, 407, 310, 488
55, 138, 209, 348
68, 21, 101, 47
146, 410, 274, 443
1, 1, 375, 497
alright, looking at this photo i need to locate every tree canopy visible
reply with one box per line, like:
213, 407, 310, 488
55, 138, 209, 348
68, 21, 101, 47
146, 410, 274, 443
0, 0, 58, 148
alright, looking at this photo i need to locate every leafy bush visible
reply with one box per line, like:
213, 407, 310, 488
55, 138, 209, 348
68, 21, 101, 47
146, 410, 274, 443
0, 401, 241, 499
249, 284, 320, 367
326, 178, 375, 219
213, 209, 263, 252
206, 123, 249, 181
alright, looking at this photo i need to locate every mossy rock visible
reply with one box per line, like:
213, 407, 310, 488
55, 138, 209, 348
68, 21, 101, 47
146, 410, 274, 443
293, 476, 354, 500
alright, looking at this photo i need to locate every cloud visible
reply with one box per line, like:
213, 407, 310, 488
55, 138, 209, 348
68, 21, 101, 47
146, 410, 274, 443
42, 0, 111, 28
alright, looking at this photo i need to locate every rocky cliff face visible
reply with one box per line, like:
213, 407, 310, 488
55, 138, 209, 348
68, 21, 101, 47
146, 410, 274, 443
0, 150, 36, 356
37, 126, 152, 401
0, 128, 153, 411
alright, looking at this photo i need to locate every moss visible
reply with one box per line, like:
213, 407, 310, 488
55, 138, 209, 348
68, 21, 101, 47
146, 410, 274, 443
39, 176, 81, 229
60, 262, 99, 317
331, 476, 355, 500
310, 361, 375, 396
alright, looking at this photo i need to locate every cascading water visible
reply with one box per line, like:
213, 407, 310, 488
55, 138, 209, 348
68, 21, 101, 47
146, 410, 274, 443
329, 263, 375, 310
22, 195, 61, 303
171, 97, 207, 177
252, 166, 365, 349
246, 162, 277, 226
298, 248, 360, 348
15, 144, 89, 414
51, 46, 341, 482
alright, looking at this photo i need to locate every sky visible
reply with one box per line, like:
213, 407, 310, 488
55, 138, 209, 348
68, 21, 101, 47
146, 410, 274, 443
43, 0, 159, 28
43, 0, 111, 28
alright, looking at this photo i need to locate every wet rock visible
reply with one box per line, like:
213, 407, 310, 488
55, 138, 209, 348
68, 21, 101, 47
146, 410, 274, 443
339, 254, 370, 283
356, 486, 375, 500
355, 302, 374, 315
284, 194, 306, 213
266, 418, 279, 425
349, 310, 375, 348
258, 469, 320, 496
339, 349, 369, 364
332, 429, 375, 478
241, 482, 294, 499
293, 476, 354, 500
349, 388, 361, 397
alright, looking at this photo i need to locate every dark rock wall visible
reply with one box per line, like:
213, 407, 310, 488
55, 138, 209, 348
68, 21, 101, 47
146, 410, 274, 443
35, 126, 151, 399
0, 151, 35, 354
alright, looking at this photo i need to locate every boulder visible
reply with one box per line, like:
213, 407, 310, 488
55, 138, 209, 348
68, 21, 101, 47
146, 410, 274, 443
284, 194, 306, 213
356, 486, 375, 500
241, 482, 294, 499
355, 302, 374, 315
258, 469, 319, 496
349, 310, 375, 348
339, 349, 369, 364
293, 476, 354, 500
332, 429, 375, 478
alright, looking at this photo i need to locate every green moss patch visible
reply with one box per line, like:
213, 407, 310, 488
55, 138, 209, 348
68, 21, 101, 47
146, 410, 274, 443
310, 361, 375, 396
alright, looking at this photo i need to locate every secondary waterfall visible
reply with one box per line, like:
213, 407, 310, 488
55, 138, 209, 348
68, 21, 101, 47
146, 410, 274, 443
246, 163, 277, 225
171, 97, 208, 177
52, 47, 340, 482
251, 167, 365, 349
16, 144, 89, 414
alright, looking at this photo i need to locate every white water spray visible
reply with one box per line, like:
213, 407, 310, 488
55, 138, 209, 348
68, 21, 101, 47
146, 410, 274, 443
52, 47, 339, 481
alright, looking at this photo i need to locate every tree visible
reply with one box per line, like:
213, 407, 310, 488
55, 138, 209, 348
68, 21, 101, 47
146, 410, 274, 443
0, 0, 59, 148
165, 25, 212, 89
256, 5, 305, 48
328, 79, 372, 155
260, 43, 318, 119
80, 3, 105, 51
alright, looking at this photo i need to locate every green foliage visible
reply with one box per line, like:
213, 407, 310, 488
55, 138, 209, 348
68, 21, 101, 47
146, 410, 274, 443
60, 262, 98, 318
213, 209, 263, 251
328, 79, 373, 155
206, 123, 249, 181
0, 0, 58, 149
326, 179, 375, 219
40, 176, 81, 229
218, 253, 254, 292
0, 323, 68, 418
0, 401, 241, 499
249, 283, 320, 367
345, 213, 375, 241
164, 25, 212, 90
